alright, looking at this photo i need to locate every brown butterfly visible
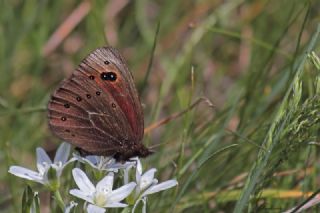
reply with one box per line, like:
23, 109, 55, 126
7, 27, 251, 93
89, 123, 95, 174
48, 47, 151, 161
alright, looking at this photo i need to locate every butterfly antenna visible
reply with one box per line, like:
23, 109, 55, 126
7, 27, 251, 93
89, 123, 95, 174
148, 140, 171, 150
144, 97, 215, 135
146, 97, 266, 152
139, 21, 161, 93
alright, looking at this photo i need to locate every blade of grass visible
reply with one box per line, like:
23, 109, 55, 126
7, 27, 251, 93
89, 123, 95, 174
234, 24, 320, 213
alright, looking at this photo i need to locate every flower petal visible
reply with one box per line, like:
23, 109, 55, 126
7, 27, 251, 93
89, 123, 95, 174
36, 148, 52, 173
69, 189, 94, 203
107, 161, 135, 171
109, 182, 136, 202
104, 202, 128, 208
54, 142, 71, 164
142, 180, 178, 197
140, 168, 157, 190
72, 168, 95, 194
87, 204, 106, 213
8, 166, 44, 184
36, 148, 52, 163
52, 157, 76, 177
96, 172, 114, 193
86, 155, 100, 165
135, 158, 143, 182
73, 154, 99, 169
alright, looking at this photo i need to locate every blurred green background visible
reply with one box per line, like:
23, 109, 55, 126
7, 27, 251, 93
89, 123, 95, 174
1, 0, 320, 212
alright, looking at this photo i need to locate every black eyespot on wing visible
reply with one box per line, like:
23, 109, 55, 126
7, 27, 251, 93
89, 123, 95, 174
100, 72, 117, 81
104, 60, 110, 65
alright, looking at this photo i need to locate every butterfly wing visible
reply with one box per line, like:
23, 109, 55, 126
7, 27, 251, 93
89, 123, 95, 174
48, 47, 147, 158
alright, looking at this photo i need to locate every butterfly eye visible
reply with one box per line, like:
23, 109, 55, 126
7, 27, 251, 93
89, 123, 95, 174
100, 72, 117, 81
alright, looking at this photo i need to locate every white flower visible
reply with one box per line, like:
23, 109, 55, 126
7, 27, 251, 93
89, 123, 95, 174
69, 168, 136, 211
8, 143, 75, 186
135, 158, 178, 197
131, 158, 178, 212
74, 154, 135, 172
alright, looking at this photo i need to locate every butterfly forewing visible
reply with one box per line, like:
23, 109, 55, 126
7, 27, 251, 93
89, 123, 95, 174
48, 47, 147, 159
83, 47, 144, 140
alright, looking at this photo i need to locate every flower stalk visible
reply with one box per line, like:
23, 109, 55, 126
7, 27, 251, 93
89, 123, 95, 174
53, 189, 65, 210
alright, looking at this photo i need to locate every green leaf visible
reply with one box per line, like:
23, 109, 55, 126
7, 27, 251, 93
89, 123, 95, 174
21, 185, 40, 213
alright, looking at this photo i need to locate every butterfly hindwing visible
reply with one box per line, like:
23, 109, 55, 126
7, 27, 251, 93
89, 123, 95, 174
48, 47, 147, 158
48, 78, 122, 154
